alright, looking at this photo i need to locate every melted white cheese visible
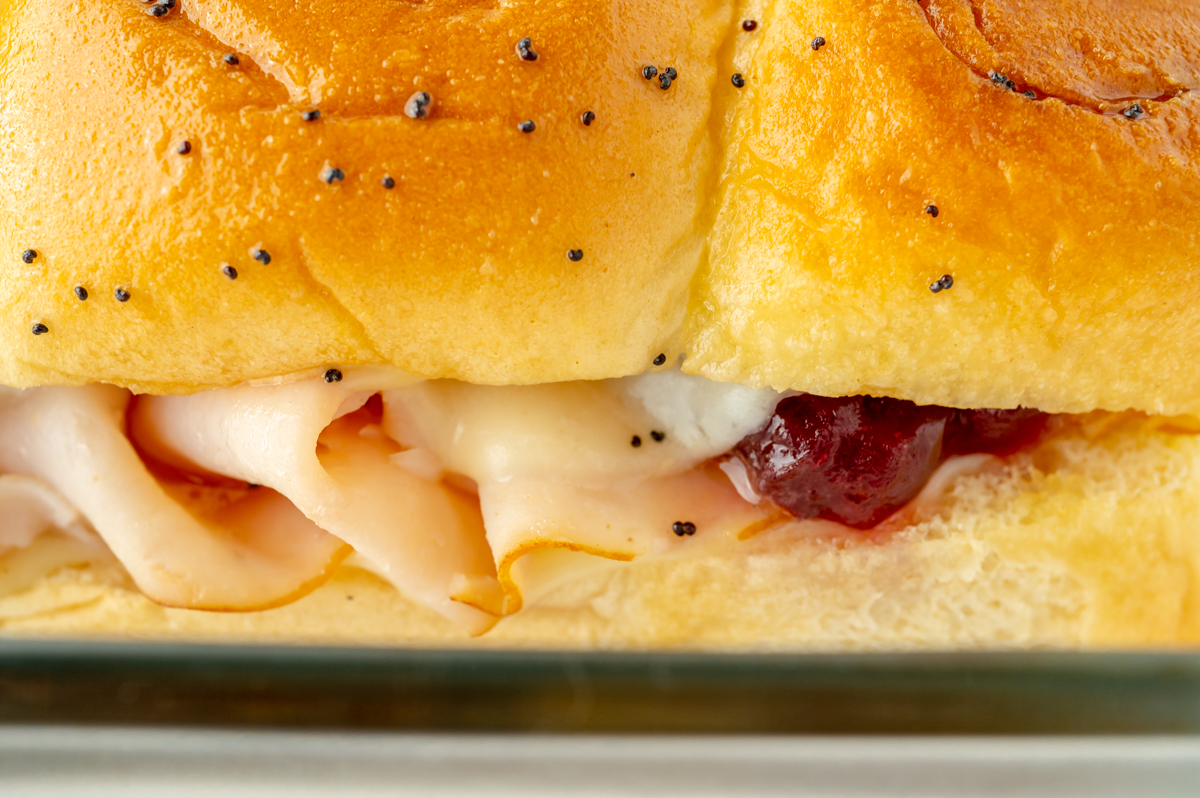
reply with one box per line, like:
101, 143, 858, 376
382, 371, 783, 609
381, 371, 780, 486
621, 368, 782, 453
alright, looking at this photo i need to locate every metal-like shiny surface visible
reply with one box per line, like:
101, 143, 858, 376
1, 640, 1199, 733
0, 728, 1198, 797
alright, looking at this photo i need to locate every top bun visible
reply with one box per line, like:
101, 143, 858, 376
1, 0, 1198, 416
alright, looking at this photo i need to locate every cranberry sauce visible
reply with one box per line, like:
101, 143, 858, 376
734, 395, 1049, 529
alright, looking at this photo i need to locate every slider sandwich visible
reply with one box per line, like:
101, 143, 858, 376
0, 0, 1198, 647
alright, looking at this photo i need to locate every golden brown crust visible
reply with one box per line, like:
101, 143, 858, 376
0, 0, 726, 391
687, 0, 1200, 416
2, 0, 1200, 416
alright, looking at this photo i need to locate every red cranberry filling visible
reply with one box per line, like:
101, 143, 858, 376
735, 395, 1049, 529
942, 406, 1048, 457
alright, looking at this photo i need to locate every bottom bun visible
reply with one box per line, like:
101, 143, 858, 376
1, 413, 1198, 649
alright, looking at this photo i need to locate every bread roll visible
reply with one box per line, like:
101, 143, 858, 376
0, 0, 1198, 649
0, 0, 723, 392
1, 0, 1197, 415
693, 0, 1200, 417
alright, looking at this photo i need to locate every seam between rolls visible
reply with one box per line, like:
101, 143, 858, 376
672, 0, 746, 366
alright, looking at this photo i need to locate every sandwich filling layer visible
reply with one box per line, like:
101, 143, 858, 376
0, 369, 1075, 634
